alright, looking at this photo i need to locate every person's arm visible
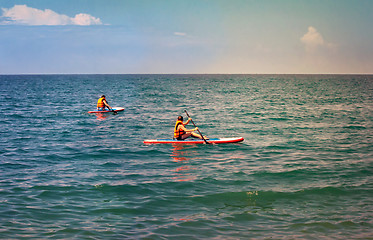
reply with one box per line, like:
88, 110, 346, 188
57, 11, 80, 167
184, 118, 192, 125
103, 99, 112, 110
180, 125, 197, 133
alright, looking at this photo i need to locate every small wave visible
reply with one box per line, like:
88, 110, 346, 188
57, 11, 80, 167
269, 117, 289, 121
100, 162, 122, 167
0, 162, 33, 170
343, 125, 367, 129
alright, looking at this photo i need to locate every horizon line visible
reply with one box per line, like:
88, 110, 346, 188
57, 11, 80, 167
1, 73, 372, 75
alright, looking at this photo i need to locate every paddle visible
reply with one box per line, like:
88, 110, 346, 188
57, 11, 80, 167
184, 110, 209, 144
105, 98, 117, 114
110, 108, 118, 115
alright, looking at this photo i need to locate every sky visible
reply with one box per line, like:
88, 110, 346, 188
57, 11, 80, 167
0, 0, 372, 74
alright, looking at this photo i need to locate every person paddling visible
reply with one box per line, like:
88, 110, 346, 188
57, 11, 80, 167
174, 116, 208, 140
97, 95, 112, 111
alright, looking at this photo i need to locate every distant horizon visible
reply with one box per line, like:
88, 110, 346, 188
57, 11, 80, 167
2, 71, 372, 75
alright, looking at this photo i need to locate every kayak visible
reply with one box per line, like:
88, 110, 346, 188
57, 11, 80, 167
88, 107, 124, 113
143, 137, 244, 144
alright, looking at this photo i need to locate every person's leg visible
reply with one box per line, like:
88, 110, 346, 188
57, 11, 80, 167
191, 132, 209, 140
191, 132, 203, 139
180, 132, 192, 140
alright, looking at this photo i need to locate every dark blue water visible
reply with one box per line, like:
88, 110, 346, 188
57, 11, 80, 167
1, 74, 372, 239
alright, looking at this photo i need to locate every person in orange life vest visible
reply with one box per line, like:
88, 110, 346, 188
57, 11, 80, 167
174, 116, 207, 140
97, 95, 112, 111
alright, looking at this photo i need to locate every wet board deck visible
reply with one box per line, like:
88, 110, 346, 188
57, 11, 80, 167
143, 137, 244, 144
88, 107, 124, 113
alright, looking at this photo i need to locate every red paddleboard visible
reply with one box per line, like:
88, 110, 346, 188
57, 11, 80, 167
88, 107, 124, 113
144, 137, 244, 144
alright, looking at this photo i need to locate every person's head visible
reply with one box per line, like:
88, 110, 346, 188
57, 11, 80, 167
177, 116, 183, 121
101, 95, 106, 98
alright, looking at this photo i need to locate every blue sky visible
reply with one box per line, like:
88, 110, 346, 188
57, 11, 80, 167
0, 0, 372, 74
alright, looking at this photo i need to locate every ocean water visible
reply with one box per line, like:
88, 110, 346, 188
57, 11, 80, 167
0, 74, 372, 239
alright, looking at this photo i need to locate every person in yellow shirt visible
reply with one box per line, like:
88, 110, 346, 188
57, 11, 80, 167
97, 95, 112, 111
174, 116, 207, 140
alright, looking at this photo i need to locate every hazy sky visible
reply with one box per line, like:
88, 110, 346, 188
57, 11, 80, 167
0, 0, 372, 74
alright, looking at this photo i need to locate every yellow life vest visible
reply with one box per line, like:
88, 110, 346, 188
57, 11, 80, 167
97, 97, 105, 108
174, 120, 186, 139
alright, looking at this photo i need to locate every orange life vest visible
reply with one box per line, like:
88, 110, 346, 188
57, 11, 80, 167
174, 120, 186, 139
97, 97, 105, 108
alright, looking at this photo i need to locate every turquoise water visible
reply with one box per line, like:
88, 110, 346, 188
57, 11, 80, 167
0, 74, 372, 239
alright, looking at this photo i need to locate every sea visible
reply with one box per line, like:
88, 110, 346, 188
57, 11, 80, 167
0, 74, 372, 239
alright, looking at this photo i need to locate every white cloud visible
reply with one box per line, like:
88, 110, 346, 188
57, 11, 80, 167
301, 26, 333, 52
1, 5, 102, 25
174, 32, 187, 36
71, 13, 102, 25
